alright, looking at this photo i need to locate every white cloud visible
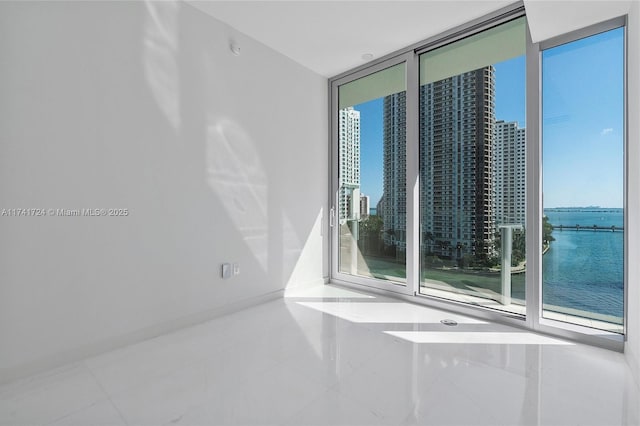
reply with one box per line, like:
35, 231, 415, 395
601, 128, 613, 136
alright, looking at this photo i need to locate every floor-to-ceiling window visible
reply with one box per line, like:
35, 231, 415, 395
330, 8, 627, 347
334, 61, 408, 289
541, 25, 625, 334
417, 17, 527, 316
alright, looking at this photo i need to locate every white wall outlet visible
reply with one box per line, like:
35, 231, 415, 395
221, 263, 232, 279
233, 263, 240, 275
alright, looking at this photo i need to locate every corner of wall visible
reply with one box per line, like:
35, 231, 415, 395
624, 0, 640, 390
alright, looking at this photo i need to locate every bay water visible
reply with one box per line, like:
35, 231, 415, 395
542, 208, 624, 320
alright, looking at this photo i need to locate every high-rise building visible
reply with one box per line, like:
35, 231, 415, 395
421, 67, 496, 259
359, 194, 371, 219
383, 67, 496, 260
494, 120, 526, 226
376, 196, 385, 219
381, 92, 407, 254
338, 107, 360, 224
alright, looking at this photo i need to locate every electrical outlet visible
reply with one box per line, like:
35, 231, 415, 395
221, 263, 232, 279
233, 263, 240, 275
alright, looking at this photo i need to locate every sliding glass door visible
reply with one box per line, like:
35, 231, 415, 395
417, 17, 527, 316
333, 61, 408, 291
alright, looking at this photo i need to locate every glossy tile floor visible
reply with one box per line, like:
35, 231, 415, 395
2, 284, 639, 426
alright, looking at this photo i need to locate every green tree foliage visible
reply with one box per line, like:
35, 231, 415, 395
490, 228, 526, 267
543, 216, 555, 243
358, 215, 384, 256
360, 215, 383, 236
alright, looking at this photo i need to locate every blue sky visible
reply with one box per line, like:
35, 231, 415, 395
355, 98, 384, 205
542, 27, 624, 208
352, 26, 623, 209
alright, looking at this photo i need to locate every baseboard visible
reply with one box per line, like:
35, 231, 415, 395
0, 289, 284, 386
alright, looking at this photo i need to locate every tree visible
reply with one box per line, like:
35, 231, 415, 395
358, 215, 384, 255
360, 215, 383, 236
423, 232, 434, 255
543, 216, 555, 244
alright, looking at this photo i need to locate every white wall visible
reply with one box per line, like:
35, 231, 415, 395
625, 0, 640, 389
0, 1, 328, 383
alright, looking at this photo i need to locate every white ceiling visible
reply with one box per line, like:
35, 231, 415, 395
187, 0, 634, 78
188, 1, 515, 77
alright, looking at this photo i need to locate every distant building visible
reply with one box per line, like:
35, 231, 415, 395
494, 120, 526, 226
376, 196, 385, 219
338, 107, 360, 224
381, 92, 407, 255
359, 194, 370, 219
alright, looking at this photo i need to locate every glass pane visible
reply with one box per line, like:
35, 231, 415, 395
339, 63, 405, 110
419, 18, 526, 316
420, 17, 526, 85
338, 64, 407, 283
542, 27, 624, 333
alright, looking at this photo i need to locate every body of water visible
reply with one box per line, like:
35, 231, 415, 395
543, 208, 623, 319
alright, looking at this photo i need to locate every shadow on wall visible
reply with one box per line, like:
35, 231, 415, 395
144, 0, 181, 132
283, 208, 324, 288
205, 118, 323, 288
206, 117, 269, 272
139, 0, 323, 289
